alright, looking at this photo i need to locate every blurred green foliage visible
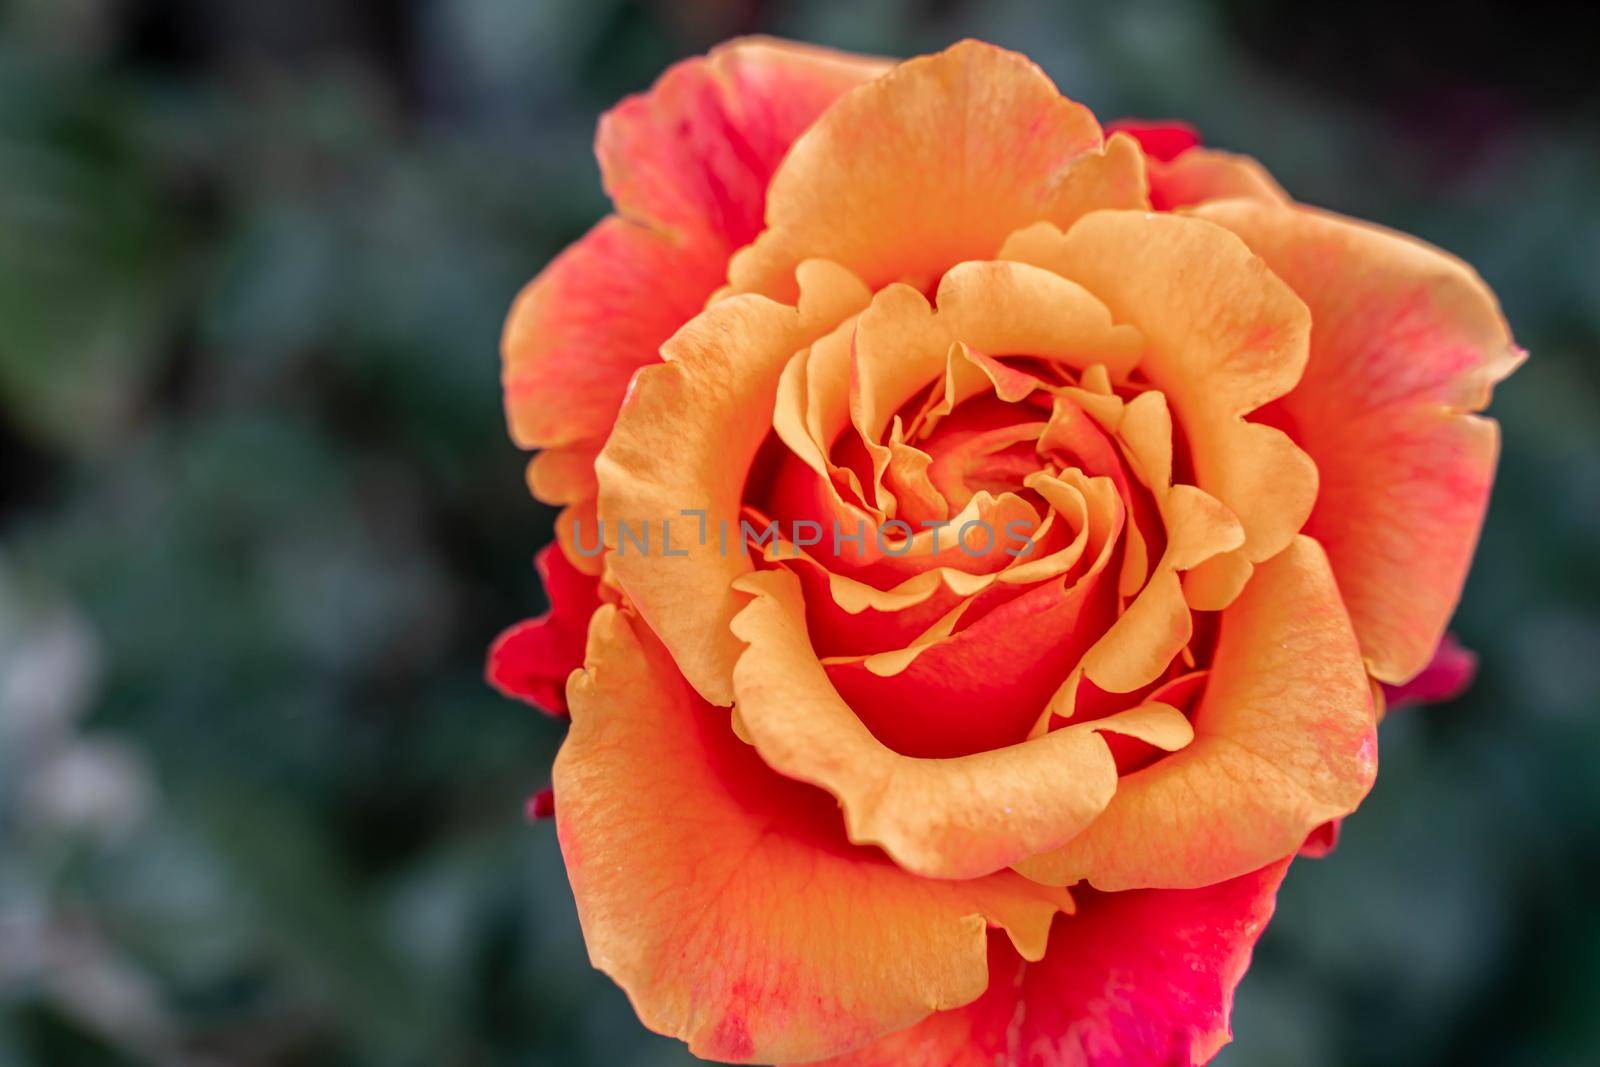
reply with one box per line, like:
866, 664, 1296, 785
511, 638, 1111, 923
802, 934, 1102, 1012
0, 1, 1596, 1065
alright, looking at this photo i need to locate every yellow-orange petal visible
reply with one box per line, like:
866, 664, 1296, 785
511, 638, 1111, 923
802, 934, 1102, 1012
1016, 536, 1377, 890
557, 605, 1072, 1063
727, 40, 1146, 302
1006, 210, 1318, 563
731, 568, 1193, 880
934, 259, 1145, 381
597, 263, 872, 704
1192, 199, 1522, 683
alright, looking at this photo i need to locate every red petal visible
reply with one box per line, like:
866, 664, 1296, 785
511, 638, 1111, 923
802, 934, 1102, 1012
1382, 632, 1478, 709
1106, 118, 1201, 162
828, 860, 1292, 1067
486, 544, 601, 715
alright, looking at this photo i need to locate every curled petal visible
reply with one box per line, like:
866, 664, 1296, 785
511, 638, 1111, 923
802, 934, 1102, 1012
1004, 211, 1317, 564
731, 569, 1192, 880
1147, 149, 1288, 211
598, 263, 872, 704
557, 606, 1071, 1063
935, 260, 1145, 381
729, 40, 1146, 301
1194, 200, 1521, 682
1018, 537, 1376, 890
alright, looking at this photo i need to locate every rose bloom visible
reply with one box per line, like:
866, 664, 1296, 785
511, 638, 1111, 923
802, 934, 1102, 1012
489, 39, 1520, 1066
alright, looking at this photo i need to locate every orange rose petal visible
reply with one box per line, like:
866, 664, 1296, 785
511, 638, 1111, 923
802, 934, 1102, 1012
597, 37, 891, 249
1146, 147, 1289, 211
558, 606, 1072, 1064
728, 40, 1134, 302
524, 443, 606, 576
882, 436, 950, 523
525, 440, 600, 507
822, 861, 1290, 1067
502, 215, 726, 451
907, 344, 1007, 439
1017, 536, 1377, 890
852, 284, 957, 443
1077, 391, 1245, 693
935, 260, 1145, 380
598, 264, 872, 704
732, 568, 1187, 878
1014, 210, 1318, 564
1115, 389, 1174, 499
1193, 200, 1522, 682
1182, 549, 1255, 611
1080, 568, 1193, 694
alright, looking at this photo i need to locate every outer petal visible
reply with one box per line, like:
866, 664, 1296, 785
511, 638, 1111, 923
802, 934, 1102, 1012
598, 36, 891, 248
729, 40, 1149, 302
1017, 537, 1376, 890
1106, 118, 1287, 212
1193, 200, 1522, 682
827, 860, 1291, 1067
486, 543, 600, 715
596, 263, 872, 705
556, 605, 1071, 1064
1146, 149, 1288, 211
502, 215, 723, 451
503, 39, 888, 530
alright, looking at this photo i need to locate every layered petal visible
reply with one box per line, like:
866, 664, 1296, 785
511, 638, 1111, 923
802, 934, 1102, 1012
1145, 149, 1287, 212
557, 605, 1072, 1064
731, 569, 1193, 881
502, 215, 724, 453
1018, 537, 1376, 890
503, 38, 889, 564
598, 36, 891, 248
1194, 200, 1522, 682
1001, 211, 1317, 566
596, 262, 872, 704
728, 40, 1148, 302
827, 860, 1291, 1067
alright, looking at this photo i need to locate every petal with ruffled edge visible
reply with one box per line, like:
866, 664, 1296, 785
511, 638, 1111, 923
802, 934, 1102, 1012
731, 568, 1193, 881
503, 39, 891, 566
597, 36, 891, 249
1194, 200, 1522, 683
597, 261, 872, 705
1017, 537, 1375, 891
1002, 210, 1316, 570
825, 860, 1291, 1067
502, 215, 724, 453
729, 40, 1148, 302
556, 605, 1072, 1064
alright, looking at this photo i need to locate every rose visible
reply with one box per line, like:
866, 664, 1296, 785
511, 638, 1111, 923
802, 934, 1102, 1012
490, 38, 1520, 1065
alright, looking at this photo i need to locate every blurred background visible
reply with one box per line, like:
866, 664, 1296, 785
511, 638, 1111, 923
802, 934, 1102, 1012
1, 1, 1597, 1064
